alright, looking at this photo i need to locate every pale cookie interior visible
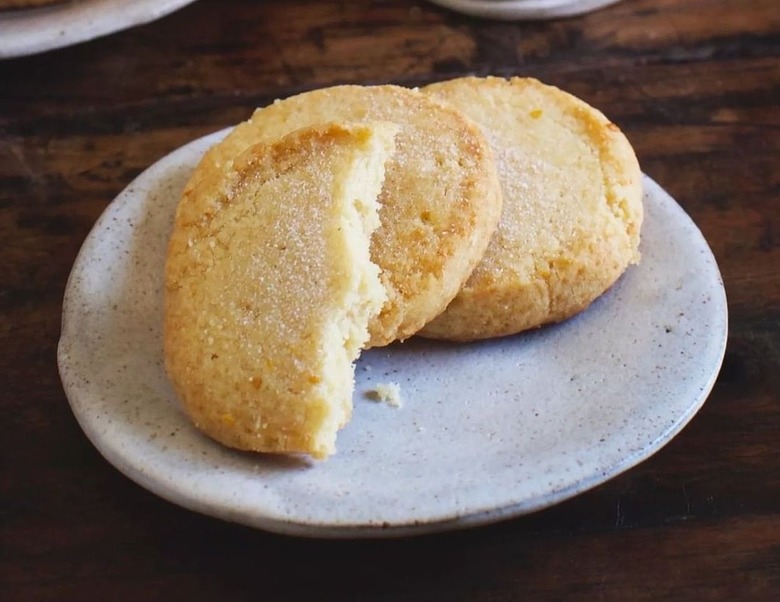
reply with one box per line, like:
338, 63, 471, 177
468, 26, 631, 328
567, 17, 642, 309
164, 122, 398, 458
420, 77, 644, 341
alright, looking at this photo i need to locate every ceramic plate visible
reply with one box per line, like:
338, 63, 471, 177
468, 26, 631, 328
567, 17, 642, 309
58, 129, 727, 538
0, 0, 198, 59
426, 0, 622, 20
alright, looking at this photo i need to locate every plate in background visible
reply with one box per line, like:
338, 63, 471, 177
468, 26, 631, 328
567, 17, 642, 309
426, 0, 622, 20
0, 0, 198, 58
58, 129, 727, 538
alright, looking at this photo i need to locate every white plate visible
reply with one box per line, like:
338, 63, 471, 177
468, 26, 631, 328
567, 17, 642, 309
0, 0, 198, 59
58, 129, 727, 538
426, 0, 622, 20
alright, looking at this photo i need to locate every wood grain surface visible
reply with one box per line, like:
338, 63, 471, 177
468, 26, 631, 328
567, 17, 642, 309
1, 0, 778, 600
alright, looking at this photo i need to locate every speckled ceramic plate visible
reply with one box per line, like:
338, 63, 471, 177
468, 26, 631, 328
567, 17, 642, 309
426, 0, 622, 21
58, 129, 727, 538
0, 0, 198, 59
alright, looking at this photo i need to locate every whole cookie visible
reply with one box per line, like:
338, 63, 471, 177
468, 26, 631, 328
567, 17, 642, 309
165, 122, 396, 458
420, 77, 644, 341
186, 85, 502, 347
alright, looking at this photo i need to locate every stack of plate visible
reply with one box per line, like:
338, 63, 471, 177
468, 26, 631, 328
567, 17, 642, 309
427, 0, 622, 20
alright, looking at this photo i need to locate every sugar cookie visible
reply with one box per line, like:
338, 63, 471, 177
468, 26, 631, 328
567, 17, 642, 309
420, 76, 643, 340
164, 122, 397, 458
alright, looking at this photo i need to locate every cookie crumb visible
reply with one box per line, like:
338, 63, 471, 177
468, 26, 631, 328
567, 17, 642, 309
367, 382, 403, 408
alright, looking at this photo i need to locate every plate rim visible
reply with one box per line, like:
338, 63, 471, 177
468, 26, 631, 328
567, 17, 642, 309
425, 0, 623, 21
0, 0, 199, 59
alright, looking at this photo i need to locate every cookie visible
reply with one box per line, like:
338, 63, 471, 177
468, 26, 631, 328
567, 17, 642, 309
187, 84, 502, 347
164, 122, 397, 459
419, 76, 644, 341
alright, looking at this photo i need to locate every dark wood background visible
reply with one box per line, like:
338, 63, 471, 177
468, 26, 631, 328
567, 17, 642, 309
1, 0, 778, 599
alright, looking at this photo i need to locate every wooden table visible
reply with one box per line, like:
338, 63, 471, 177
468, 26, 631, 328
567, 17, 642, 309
2, 0, 778, 599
